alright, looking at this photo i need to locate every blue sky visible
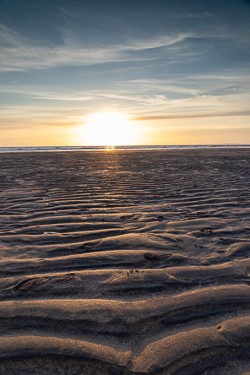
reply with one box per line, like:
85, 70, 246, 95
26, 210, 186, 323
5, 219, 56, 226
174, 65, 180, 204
0, 0, 250, 145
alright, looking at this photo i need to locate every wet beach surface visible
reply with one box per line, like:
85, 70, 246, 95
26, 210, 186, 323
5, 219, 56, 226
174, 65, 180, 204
0, 149, 250, 374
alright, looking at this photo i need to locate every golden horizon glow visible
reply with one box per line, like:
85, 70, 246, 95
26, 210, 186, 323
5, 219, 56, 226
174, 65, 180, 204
75, 112, 137, 146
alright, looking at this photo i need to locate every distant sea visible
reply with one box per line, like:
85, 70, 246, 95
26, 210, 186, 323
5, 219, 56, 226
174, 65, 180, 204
0, 145, 249, 153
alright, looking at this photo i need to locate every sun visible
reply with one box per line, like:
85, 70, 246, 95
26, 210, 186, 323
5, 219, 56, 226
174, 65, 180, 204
77, 112, 136, 146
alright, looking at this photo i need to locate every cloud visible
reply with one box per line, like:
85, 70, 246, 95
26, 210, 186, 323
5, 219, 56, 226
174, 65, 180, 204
1, 78, 249, 122
1, 0, 249, 73
0, 18, 192, 71
120, 74, 250, 98
0, 102, 84, 130
132, 110, 250, 122
0, 84, 95, 101
0, 41, 158, 71
2, 8, 248, 73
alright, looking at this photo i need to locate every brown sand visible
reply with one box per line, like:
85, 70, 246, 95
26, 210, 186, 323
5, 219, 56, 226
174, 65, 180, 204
0, 148, 250, 374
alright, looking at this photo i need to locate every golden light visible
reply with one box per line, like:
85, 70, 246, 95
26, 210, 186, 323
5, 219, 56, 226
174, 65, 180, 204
76, 112, 136, 146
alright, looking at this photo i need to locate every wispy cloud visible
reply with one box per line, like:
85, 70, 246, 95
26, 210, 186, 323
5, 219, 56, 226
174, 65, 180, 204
1, 3, 249, 73
132, 110, 250, 122
0, 20, 191, 71
0, 84, 95, 101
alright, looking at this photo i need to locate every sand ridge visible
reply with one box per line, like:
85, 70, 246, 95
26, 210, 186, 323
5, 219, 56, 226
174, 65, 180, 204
0, 149, 250, 374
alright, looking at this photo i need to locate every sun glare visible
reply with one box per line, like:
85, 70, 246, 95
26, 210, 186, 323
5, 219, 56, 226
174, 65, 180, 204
76, 112, 136, 146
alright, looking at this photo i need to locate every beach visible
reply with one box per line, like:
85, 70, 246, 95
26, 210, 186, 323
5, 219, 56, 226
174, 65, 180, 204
0, 148, 250, 374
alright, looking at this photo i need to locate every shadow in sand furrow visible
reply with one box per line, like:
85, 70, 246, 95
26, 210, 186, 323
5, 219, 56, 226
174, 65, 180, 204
0, 279, 195, 299
106, 283, 189, 298
45, 240, 102, 257
1, 285, 250, 339
0, 355, 139, 375
0, 249, 167, 277
20, 205, 120, 221
202, 242, 250, 265
0, 316, 250, 374
13, 223, 122, 235
0, 228, 128, 246
0, 247, 228, 279
1, 198, 44, 206
35, 243, 250, 272
213, 228, 250, 237
21, 210, 93, 221
0, 353, 249, 375
1, 259, 250, 297
0, 302, 249, 343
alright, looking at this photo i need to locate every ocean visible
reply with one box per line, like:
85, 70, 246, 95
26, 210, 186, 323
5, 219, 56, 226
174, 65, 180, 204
0, 145, 249, 152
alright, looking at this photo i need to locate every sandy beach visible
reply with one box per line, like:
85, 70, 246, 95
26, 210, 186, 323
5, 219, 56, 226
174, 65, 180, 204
0, 148, 250, 374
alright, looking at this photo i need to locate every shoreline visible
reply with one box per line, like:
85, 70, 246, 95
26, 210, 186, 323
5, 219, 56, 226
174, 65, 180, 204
0, 144, 250, 153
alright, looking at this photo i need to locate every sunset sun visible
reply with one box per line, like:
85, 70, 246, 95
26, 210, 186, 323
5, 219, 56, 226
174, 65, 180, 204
78, 112, 136, 146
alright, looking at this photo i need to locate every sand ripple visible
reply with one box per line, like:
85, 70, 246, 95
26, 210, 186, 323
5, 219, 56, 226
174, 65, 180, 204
0, 149, 250, 374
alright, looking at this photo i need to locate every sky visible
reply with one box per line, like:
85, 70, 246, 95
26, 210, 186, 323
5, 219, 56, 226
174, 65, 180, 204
0, 0, 250, 146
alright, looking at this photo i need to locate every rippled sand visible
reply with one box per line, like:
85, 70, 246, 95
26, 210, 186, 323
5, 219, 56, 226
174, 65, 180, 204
0, 149, 250, 374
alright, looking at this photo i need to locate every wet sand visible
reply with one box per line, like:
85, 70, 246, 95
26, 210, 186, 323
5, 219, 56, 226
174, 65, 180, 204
0, 148, 250, 374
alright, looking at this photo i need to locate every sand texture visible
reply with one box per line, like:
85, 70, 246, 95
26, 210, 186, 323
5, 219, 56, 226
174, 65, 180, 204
0, 148, 250, 374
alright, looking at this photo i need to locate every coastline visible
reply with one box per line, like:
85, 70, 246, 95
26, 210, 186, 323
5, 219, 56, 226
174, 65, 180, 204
0, 144, 250, 153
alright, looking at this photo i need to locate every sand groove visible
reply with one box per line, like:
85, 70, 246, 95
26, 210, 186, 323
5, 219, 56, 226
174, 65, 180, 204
0, 315, 250, 374
0, 149, 250, 374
